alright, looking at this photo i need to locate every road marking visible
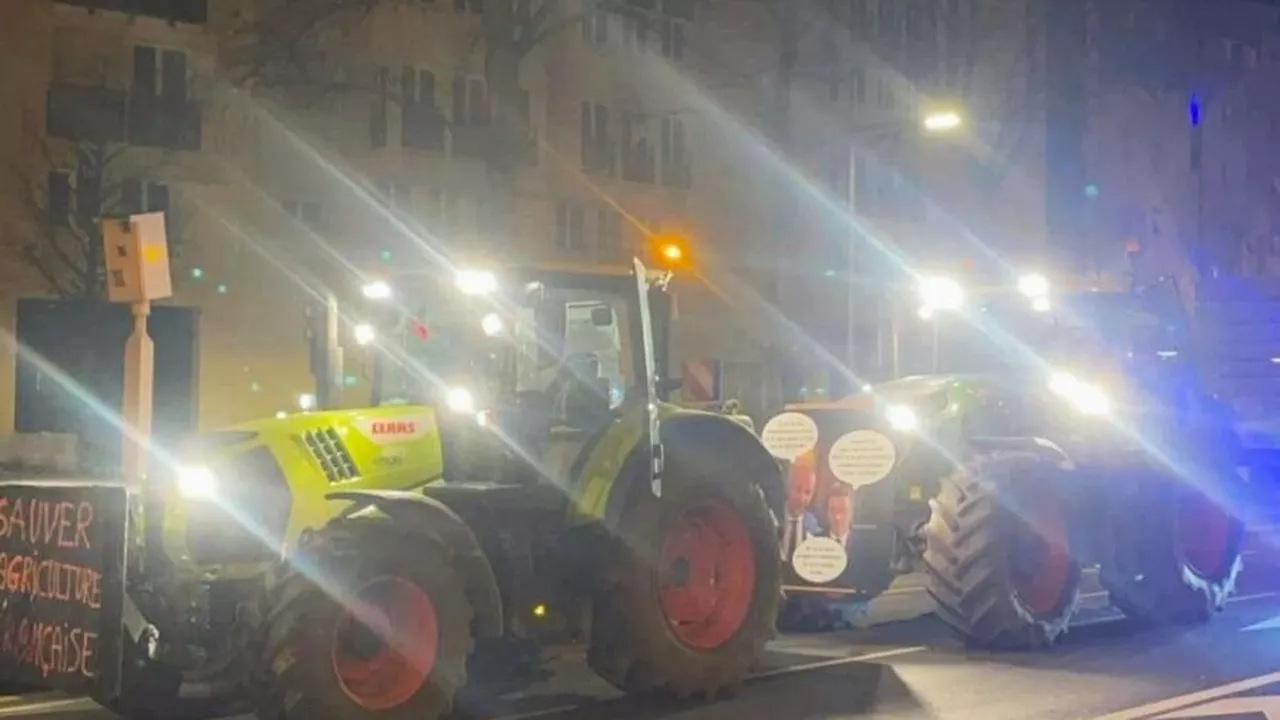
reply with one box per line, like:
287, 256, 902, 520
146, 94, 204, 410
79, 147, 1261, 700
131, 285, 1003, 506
750, 645, 928, 680
490, 645, 929, 720
1091, 671, 1280, 719
0, 698, 93, 716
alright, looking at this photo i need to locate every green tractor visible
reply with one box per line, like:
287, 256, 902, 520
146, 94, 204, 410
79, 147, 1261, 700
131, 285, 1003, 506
0, 260, 784, 718
764, 270, 1245, 646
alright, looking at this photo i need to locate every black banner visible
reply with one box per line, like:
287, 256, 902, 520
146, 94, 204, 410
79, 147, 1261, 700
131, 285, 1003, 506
0, 482, 127, 699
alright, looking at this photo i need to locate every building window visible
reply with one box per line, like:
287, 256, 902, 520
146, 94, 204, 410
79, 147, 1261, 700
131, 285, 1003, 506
580, 101, 613, 175
623, 15, 649, 52
46, 171, 72, 227
453, 75, 490, 126
556, 201, 586, 250
621, 112, 656, 183
597, 204, 623, 256
582, 1, 609, 47
371, 66, 389, 147
121, 178, 174, 235
283, 199, 323, 229
659, 18, 685, 60
660, 116, 690, 188
133, 45, 188, 100
400, 66, 446, 151
123, 179, 170, 215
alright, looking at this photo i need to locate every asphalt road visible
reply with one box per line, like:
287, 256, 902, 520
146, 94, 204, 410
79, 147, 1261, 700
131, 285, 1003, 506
6, 530, 1280, 720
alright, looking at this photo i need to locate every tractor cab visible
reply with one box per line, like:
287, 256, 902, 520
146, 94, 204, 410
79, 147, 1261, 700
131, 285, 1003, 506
907, 271, 1189, 382
357, 261, 673, 486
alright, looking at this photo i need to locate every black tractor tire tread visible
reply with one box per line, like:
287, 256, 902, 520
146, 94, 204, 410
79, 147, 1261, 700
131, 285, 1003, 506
1100, 475, 1244, 626
255, 522, 474, 720
587, 462, 781, 698
923, 452, 1082, 650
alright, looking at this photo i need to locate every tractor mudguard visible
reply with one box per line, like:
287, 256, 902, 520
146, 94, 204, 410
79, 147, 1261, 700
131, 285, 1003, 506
325, 490, 504, 638
967, 436, 1074, 470
601, 413, 786, 528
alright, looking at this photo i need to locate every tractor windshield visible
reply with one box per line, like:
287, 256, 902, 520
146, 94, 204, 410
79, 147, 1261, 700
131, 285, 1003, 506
375, 303, 498, 407
510, 285, 636, 411
369, 268, 643, 420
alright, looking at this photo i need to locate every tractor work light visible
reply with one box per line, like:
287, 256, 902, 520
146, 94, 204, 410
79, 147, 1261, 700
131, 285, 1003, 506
353, 322, 377, 346
918, 275, 965, 319
481, 312, 504, 337
446, 387, 477, 414
885, 404, 919, 431
1049, 371, 1112, 416
1018, 273, 1050, 299
361, 280, 393, 300
177, 466, 217, 499
456, 269, 497, 296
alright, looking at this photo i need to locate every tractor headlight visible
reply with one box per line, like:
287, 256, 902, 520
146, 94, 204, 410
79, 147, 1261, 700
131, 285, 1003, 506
446, 387, 477, 414
455, 269, 497, 296
1049, 371, 1112, 416
885, 404, 919, 431
177, 465, 217, 499
481, 312, 504, 337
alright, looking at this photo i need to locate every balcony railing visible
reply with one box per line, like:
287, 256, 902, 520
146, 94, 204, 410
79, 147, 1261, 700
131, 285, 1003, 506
451, 124, 489, 159
660, 159, 691, 189
55, 0, 207, 23
621, 147, 656, 183
46, 85, 127, 143
402, 104, 446, 152
127, 93, 202, 150
47, 84, 203, 150
582, 141, 617, 177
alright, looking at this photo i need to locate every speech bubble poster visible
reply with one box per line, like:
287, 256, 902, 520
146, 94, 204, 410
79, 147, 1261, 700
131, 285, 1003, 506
761, 411, 898, 594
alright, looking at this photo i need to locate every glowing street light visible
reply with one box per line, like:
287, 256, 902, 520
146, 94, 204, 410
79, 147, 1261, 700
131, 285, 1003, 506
923, 110, 963, 133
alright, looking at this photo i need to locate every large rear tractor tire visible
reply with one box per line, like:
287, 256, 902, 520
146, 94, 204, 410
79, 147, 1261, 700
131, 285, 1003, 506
923, 452, 1082, 649
1101, 470, 1243, 625
588, 461, 781, 697
255, 524, 474, 720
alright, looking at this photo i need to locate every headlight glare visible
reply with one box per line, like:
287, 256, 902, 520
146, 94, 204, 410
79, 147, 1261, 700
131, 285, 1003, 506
1049, 371, 1112, 416
177, 466, 217, 499
446, 387, 476, 414
886, 404, 919, 431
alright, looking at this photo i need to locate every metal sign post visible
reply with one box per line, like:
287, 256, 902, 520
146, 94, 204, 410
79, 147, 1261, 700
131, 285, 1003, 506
102, 213, 173, 490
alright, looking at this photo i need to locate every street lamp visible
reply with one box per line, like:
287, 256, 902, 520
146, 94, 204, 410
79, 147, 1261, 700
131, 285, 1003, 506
845, 109, 965, 382
923, 110, 963, 133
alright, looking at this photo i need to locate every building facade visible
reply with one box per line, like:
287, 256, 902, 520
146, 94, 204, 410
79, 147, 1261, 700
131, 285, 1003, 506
1084, 0, 1280, 289
0, 0, 1046, 443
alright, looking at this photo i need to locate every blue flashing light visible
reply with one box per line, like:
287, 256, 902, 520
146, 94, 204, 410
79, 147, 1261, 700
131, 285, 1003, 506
1189, 94, 1202, 127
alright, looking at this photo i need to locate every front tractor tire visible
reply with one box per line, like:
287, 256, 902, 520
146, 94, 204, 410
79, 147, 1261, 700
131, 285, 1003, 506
1100, 470, 1244, 626
256, 524, 474, 720
924, 453, 1082, 650
588, 457, 781, 697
